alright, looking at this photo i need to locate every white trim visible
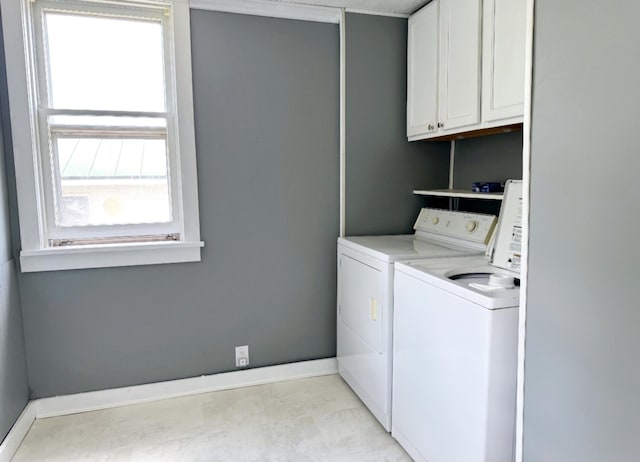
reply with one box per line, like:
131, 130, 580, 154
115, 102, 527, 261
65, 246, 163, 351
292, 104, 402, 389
189, 0, 342, 24
34, 358, 338, 418
515, 0, 534, 460
0, 403, 36, 462
339, 8, 346, 237
20, 240, 204, 272
0, 0, 44, 251
344, 8, 409, 18
172, 0, 202, 243
448, 140, 455, 189
44, 108, 168, 118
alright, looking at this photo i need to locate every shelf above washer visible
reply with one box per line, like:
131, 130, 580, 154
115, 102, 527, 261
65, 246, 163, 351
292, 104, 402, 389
413, 189, 504, 200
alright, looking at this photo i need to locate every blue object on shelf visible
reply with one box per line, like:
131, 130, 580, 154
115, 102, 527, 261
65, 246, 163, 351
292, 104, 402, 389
471, 182, 505, 193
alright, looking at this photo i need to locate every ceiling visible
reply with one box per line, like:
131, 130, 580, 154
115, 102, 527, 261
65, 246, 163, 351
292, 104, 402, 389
262, 0, 431, 16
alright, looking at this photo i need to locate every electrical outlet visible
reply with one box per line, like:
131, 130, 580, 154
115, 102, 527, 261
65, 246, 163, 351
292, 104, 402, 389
235, 345, 249, 367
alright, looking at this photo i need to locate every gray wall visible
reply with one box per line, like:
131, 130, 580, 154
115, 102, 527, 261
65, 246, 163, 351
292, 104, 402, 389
344, 13, 450, 236
453, 131, 523, 189
14, 10, 340, 398
452, 131, 523, 216
523, 1, 640, 460
343, 12, 522, 235
0, 14, 29, 439
0, 175, 26, 442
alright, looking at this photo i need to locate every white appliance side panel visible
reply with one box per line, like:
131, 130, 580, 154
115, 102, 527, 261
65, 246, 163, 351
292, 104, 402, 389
337, 248, 393, 431
485, 306, 519, 462
338, 254, 384, 354
337, 321, 391, 430
393, 271, 517, 462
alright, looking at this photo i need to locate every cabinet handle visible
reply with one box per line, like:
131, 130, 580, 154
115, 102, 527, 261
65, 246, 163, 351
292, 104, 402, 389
428, 124, 434, 131
437, 122, 444, 128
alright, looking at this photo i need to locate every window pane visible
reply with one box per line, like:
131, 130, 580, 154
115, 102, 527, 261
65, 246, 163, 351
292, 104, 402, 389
44, 12, 166, 112
53, 136, 172, 226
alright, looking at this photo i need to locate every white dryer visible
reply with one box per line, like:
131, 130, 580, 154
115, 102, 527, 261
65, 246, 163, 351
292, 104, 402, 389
337, 208, 498, 431
392, 180, 523, 462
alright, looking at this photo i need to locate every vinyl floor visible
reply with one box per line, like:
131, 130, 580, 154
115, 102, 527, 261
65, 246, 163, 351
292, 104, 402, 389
12, 374, 411, 461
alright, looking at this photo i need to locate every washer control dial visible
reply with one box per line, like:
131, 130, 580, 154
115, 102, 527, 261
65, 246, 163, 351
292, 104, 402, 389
466, 220, 478, 232
432, 217, 440, 225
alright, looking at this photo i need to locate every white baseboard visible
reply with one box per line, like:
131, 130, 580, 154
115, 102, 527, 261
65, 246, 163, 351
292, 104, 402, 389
34, 358, 337, 419
0, 403, 36, 462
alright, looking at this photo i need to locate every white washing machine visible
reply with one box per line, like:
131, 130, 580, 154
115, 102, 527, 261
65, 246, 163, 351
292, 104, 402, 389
337, 208, 498, 431
392, 180, 523, 462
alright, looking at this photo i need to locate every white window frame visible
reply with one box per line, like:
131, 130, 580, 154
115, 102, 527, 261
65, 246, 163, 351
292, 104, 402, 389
1, 0, 203, 272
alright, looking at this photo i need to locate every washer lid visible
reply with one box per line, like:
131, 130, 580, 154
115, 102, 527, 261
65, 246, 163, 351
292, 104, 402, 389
395, 255, 520, 310
395, 256, 520, 309
444, 270, 520, 308
489, 180, 523, 277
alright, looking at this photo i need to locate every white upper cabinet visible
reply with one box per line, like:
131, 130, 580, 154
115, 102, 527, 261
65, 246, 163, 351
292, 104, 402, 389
482, 0, 526, 122
407, 0, 526, 141
407, 1, 439, 137
438, 0, 482, 131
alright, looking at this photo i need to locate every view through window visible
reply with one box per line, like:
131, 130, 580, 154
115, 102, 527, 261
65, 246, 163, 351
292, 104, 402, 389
42, 9, 172, 229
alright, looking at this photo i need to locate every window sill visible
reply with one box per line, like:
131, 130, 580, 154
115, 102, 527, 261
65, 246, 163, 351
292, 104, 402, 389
20, 240, 204, 273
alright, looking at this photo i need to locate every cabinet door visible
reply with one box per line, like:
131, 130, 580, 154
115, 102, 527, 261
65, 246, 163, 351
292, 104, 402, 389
407, 1, 438, 138
438, 0, 482, 131
482, 0, 526, 122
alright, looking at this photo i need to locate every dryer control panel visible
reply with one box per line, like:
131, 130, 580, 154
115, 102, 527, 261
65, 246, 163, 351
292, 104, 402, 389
414, 208, 497, 245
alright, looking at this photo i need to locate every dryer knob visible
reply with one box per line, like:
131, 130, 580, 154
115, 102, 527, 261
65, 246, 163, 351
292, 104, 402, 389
432, 217, 440, 225
466, 220, 478, 232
